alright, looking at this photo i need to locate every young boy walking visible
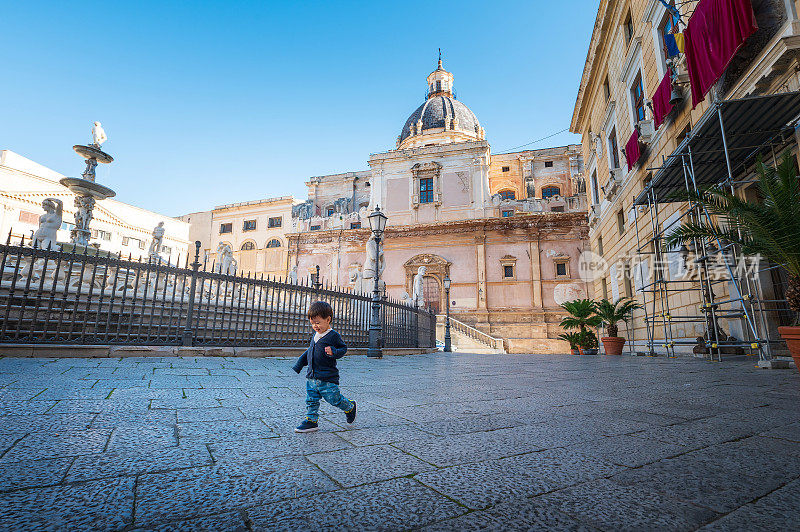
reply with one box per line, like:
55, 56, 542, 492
292, 301, 356, 433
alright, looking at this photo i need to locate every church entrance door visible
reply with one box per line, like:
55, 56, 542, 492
423, 276, 441, 314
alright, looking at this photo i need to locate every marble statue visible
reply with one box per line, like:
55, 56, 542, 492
412, 266, 427, 306
92, 121, 107, 147
148, 221, 165, 259
216, 243, 237, 275
82, 158, 98, 181
32, 198, 63, 249
289, 265, 298, 284
363, 234, 385, 280
71, 196, 95, 247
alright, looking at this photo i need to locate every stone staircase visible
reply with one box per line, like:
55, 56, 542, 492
436, 315, 506, 354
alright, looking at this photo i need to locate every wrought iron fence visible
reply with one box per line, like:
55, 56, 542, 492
0, 237, 436, 349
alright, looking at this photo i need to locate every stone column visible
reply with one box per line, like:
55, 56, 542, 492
475, 233, 488, 317
530, 233, 543, 309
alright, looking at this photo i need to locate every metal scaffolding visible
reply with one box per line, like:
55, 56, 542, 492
630, 92, 800, 361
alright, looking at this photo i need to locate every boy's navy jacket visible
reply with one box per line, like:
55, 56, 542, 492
292, 329, 348, 384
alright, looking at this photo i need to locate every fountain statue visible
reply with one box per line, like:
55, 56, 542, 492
148, 221, 165, 259
32, 198, 63, 249
60, 121, 116, 248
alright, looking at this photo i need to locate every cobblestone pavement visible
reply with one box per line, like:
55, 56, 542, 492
0, 353, 799, 531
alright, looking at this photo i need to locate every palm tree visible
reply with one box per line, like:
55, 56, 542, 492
559, 299, 602, 343
665, 152, 800, 321
595, 297, 642, 337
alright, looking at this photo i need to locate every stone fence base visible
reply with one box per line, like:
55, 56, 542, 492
0, 345, 436, 358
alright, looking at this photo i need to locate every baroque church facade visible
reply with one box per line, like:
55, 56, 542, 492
184, 58, 590, 353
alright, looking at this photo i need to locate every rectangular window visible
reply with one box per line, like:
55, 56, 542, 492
597, 236, 604, 256
350, 222, 361, 229
18, 211, 39, 225
138, 239, 146, 250
219, 223, 232, 234
608, 127, 620, 169
617, 209, 626, 235
419, 177, 434, 203
623, 262, 634, 298
676, 123, 691, 145
268, 216, 282, 228
660, 4, 681, 62
501, 166, 510, 172
591, 170, 600, 204
555, 261, 568, 277
601, 277, 608, 300
631, 71, 645, 123
242, 220, 256, 231
552, 206, 565, 212
501, 210, 514, 218
503, 265, 514, 278
623, 11, 633, 45
603, 76, 610, 101
327, 207, 335, 216
310, 224, 321, 231
544, 161, 553, 168
161, 245, 171, 255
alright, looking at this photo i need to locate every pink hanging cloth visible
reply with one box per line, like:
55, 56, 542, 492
625, 129, 640, 171
652, 72, 673, 129
684, 0, 758, 108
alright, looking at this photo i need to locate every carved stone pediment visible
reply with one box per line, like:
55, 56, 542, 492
403, 254, 450, 269
411, 162, 442, 173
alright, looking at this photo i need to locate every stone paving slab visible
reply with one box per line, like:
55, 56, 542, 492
0, 352, 799, 530
414, 447, 626, 510
537, 478, 720, 531
306, 444, 435, 487
245, 477, 467, 531
0, 477, 135, 531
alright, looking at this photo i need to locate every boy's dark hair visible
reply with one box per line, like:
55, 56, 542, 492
308, 301, 333, 320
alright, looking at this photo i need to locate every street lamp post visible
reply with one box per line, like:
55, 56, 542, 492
367, 206, 388, 359
443, 275, 452, 352
312, 265, 322, 290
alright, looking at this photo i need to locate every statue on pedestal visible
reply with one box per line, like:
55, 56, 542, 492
216, 243, 237, 275
92, 121, 108, 147
412, 266, 427, 307
360, 234, 386, 294
148, 222, 165, 259
289, 265, 298, 284
32, 198, 63, 249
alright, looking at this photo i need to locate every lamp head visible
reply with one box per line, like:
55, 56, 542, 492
368, 205, 388, 235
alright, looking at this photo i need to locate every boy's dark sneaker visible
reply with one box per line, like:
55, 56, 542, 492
295, 418, 319, 433
346, 401, 357, 424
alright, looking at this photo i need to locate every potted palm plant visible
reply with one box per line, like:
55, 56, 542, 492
558, 332, 582, 355
595, 297, 642, 355
666, 153, 800, 371
559, 299, 602, 355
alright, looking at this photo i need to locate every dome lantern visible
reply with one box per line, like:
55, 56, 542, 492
397, 51, 485, 149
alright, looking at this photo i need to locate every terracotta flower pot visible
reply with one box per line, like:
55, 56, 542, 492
778, 326, 800, 373
570, 348, 579, 355
601, 337, 626, 356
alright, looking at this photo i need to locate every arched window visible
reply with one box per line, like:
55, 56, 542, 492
498, 189, 516, 201
541, 186, 561, 199
266, 238, 281, 248
240, 241, 256, 251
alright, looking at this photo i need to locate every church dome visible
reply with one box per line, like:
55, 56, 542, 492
397, 54, 485, 149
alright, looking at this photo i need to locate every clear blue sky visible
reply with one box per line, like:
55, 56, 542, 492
1, 1, 598, 217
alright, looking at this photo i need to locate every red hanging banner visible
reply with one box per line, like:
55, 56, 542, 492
684, 0, 758, 108
625, 129, 640, 171
652, 72, 673, 129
